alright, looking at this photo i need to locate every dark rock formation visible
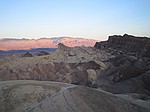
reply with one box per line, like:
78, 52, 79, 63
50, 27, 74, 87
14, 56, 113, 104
35, 51, 49, 56
22, 52, 32, 57
94, 34, 150, 95
94, 34, 150, 58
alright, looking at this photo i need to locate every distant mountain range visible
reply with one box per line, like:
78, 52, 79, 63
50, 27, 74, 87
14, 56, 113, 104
0, 37, 98, 51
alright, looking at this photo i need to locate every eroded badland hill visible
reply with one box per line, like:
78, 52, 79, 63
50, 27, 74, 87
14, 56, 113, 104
0, 34, 150, 112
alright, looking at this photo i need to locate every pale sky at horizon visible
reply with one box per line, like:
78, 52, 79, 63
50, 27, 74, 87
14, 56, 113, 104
0, 0, 150, 40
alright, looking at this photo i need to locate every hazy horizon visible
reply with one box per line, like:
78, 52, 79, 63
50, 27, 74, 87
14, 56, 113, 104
0, 0, 150, 40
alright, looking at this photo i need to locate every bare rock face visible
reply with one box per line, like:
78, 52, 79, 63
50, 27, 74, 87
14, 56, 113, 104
0, 80, 149, 112
94, 34, 150, 59
94, 34, 150, 95
0, 60, 100, 86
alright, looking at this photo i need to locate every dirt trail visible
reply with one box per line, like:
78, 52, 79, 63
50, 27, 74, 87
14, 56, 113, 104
25, 84, 77, 112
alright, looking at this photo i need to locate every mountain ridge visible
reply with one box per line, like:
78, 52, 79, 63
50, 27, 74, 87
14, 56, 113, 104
0, 37, 98, 51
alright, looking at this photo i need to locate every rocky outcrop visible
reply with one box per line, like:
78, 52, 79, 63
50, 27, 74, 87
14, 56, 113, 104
94, 34, 150, 95
94, 34, 150, 58
35, 51, 49, 56
22, 52, 32, 57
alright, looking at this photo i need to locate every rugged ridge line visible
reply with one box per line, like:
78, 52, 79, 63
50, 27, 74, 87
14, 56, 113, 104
94, 34, 150, 58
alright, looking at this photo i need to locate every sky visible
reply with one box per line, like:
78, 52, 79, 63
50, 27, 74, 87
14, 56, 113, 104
0, 0, 150, 40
